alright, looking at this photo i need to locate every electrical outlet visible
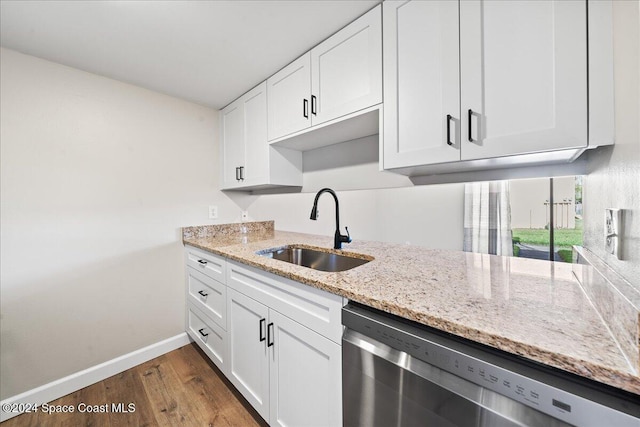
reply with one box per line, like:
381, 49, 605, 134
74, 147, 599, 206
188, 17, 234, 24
241, 210, 249, 221
208, 205, 218, 220
604, 208, 622, 259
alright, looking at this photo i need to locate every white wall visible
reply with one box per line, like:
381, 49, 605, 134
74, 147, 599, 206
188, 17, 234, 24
301, 135, 412, 192
236, 132, 465, 250
0, 48, 242, 399
583, 1, 640, 286
246, 184, 465, 250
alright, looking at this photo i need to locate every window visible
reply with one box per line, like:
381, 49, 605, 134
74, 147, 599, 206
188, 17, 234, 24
464, 176, 583, 263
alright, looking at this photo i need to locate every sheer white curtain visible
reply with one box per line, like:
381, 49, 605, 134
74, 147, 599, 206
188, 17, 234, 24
463, 181, 513, 256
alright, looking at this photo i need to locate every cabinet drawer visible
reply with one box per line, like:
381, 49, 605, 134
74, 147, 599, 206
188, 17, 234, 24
187, 303, 227, 373
187, 266, 226, 330
185, 245, 225, 282
227, 260, 344, 344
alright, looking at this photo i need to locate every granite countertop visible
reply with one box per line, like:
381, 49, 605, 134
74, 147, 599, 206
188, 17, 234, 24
183, 222, 640, 395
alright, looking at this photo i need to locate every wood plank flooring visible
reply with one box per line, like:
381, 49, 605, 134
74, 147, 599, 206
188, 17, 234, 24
2, 343, 267, 427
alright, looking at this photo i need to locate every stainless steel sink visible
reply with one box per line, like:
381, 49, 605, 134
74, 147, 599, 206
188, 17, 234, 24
257, 246, 371, 272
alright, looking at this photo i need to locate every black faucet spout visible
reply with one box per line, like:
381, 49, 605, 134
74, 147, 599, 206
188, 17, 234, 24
310, 188, 351, 250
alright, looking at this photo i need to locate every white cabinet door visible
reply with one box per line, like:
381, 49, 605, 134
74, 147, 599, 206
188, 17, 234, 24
226, 288, 270, 421
221, 83, 269, 189
383, 0, 460, 168
268, 310, 342, 427
242, 83, 269, 186
459, 0, 587, 160
311, 5, 382, 126
267, 54, 312, 141
221, 98, 245, 189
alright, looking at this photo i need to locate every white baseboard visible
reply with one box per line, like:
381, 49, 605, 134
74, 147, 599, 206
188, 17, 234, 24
0, 333, 192, 422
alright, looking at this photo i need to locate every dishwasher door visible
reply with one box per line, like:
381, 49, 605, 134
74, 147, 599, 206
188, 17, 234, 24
343, 328, 569, 427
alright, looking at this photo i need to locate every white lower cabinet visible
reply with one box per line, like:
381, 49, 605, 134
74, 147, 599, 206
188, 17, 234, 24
225, 260, 344, 426
185, 247, 344, 426
227, 288, 342, 427
269, 310, 341, 427
187, 303, 227, 373
185, 247, 228, 374
186, 267, 226, 329
226, 288, 271, 420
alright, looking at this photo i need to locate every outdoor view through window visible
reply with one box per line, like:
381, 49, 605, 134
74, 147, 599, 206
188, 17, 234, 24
463, 176, 583, 263
510, 176, 583, 262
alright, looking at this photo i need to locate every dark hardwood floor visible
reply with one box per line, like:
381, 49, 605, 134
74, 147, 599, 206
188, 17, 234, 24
2, 343, 267, 427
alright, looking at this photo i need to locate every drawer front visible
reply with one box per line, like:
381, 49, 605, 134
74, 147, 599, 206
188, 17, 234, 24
187, 266, 226, 330
187, 303, 227, 373
227, 260, 344, 344
185, 245, 226, 282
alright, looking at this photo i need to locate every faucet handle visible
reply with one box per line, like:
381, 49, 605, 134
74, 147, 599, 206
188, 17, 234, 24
344, 226, 352, 243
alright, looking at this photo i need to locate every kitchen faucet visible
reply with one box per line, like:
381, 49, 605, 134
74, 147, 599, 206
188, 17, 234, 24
310, 188, 351, 250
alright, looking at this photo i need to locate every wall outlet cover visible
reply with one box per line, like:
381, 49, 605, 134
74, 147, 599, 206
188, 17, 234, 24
208, 205, 218, 220
604, 208, 622, 259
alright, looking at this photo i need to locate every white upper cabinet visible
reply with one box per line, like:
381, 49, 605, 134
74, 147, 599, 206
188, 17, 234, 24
383, 0, 461, 169
220, 82, 302, 191
243, 85, 270, 183
267, 54, 312, 141
221, 98, 245, 187
267, 5, 382, 142
310, 5, 382, 127
459, 0, 587, 161
383, 0, 596, 173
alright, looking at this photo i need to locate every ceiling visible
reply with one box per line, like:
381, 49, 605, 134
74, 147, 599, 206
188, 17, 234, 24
0, 0, 380, 109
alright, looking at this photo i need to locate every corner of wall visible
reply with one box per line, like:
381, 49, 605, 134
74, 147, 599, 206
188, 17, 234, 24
582, 0, 640, 287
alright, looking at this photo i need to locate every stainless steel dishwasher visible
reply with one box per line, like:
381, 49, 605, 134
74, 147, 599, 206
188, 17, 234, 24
342, 303, 640, 427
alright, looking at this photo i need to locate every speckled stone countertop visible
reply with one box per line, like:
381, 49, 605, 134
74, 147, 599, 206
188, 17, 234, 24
183, 222, 640, 395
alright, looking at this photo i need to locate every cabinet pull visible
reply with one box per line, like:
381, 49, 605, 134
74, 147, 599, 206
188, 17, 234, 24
446, 114, 454, 146
468, 109, 475, 142
303, 99, 309, 118
259, 318, 266, 342
198, 290, 208, 297
267, 322, 274, 347
197, 259, 208, 265
235, 167, 240, 181
311, 95, 317, 115
198, 328, 209, 338
239, 166, 244, 181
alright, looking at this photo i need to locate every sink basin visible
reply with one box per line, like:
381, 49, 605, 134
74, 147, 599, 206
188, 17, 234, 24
257, 246, 371, 272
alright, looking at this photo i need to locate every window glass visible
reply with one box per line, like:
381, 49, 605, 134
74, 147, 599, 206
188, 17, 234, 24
463, 176, 583, 262
510, 176, 583, 262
